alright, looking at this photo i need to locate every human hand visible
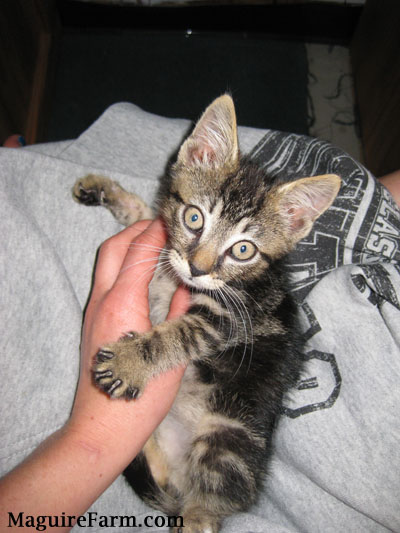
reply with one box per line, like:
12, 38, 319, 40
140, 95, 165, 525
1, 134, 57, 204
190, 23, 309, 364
0, 219, 189, 523
68, 218, 190, 458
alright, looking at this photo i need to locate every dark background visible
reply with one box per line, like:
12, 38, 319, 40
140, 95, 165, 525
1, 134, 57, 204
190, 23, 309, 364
48, 1, 361, 140
3, 0, 400, 176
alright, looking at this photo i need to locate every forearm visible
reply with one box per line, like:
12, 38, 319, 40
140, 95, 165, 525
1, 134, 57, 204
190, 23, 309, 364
0, 365, 185, 531
0, 425, 134, 531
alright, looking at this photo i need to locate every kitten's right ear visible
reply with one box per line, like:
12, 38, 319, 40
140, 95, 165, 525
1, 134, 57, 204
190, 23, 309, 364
177, 94, 239, 170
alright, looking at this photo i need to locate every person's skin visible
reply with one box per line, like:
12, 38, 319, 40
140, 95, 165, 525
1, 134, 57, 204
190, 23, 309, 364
379, 169, 400, 208
2, 134, 26, 148
0, 218, 190, 531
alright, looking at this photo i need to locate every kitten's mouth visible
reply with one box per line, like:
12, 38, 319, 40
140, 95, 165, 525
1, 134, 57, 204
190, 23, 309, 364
186, 276, 224, 291
175, 270, 215, 291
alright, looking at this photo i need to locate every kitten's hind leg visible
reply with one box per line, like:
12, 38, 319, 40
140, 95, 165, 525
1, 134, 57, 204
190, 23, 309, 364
172, 417, 265, 533
73, 174, 154, 226
172, 509, 220, 533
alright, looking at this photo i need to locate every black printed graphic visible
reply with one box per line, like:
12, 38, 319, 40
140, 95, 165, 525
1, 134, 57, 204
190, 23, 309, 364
356, 186, 400, 264
282, 350, 342, 419
300, 301, 321, 342
286, 231, 341, 298
282, 301, 342, 418
351, 264, 400, 310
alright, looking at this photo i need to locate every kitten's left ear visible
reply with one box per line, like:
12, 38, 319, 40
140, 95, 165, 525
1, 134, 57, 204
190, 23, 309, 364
276, 174, 341, 245
177, 94, 239, 170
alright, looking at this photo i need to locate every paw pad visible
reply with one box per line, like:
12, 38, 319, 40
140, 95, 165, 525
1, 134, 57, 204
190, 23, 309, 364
74, 183, 105, 206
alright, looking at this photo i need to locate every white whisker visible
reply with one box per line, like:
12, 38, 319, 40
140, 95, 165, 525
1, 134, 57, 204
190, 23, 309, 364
215, 287, 238, 362
223, 285, 254, 378
127, 242, 165, 253
120, 256, 167, 274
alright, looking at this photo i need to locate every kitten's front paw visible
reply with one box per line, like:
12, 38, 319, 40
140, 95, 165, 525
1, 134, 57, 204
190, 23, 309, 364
93, 333, 150, 399
73, 174, 109, 206
73, 173, 154, 225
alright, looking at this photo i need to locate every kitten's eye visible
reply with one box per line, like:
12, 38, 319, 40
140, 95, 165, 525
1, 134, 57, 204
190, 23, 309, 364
230, 241, 257, 261
183, 206, 204, 232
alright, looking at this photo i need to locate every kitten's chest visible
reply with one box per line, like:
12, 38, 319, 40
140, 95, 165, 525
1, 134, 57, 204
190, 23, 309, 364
148, 262, 178, 325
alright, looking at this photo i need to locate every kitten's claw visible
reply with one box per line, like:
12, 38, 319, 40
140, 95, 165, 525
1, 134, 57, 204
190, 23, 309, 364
106, 379, 123, 396
124, 331, 137, 338
96, 349, 115, 362
95, 369, 142, 399
126, 386, 140, 399
94, 368, 126, 399
94, 369, 113, 381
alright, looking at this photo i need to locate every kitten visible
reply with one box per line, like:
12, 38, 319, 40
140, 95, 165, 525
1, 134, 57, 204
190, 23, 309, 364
73, 95, 341, 533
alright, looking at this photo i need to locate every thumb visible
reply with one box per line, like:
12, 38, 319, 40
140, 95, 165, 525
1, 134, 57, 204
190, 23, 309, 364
167, 285, 191, 321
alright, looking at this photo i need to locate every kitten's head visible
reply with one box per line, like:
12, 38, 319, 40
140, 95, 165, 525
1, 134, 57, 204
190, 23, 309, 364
160, 95, 341, 291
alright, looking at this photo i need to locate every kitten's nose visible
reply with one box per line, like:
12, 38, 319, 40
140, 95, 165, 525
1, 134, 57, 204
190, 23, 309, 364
189, 262, 207, 277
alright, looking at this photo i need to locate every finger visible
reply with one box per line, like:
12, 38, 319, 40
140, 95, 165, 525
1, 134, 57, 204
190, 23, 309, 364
93, 220, 153, 295
94, 219, 168, 336
167, 285, 191, 320
114, 218, 167, 291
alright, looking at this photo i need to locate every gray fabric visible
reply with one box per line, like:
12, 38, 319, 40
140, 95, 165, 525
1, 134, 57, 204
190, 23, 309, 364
0, 102, 399, 532
263, 263, 400, 532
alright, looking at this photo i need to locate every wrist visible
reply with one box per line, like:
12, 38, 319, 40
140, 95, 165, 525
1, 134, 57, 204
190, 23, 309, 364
66, 407, 141, 467
67, 365, 185, 466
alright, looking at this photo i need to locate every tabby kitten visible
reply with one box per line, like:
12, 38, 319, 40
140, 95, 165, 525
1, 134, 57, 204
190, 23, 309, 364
73, 95, 341, 533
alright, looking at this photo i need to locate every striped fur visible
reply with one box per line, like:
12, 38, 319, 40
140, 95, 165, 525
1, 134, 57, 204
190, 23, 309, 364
73, 95, 341, 533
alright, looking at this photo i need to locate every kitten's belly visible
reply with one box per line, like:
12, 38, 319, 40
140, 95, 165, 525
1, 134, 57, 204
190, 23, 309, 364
149, 265, 193, 470
154, 364, 211, 487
